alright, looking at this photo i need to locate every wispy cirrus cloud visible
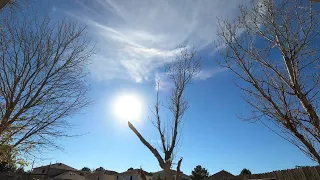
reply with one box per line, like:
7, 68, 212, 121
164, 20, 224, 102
195, 67, 229, 80
154, 67, 228, 92
66, 0, 250, 83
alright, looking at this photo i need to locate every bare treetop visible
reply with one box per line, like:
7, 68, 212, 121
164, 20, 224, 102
129, 46, 200, 180
0, 13, 93, 162
216, 0, 320, 163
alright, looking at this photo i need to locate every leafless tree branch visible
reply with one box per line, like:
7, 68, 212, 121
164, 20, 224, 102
216, 0, 320, 163
129, 46, 200, 180
0, 12, 93, 162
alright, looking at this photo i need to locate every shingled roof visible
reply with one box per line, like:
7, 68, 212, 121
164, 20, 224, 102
153, 170, 191, 180
209, 170, 234, 180
91, 169, 119, 175
119, 169, 153, 176
105, 170, 119, 175
35, 163, 78, 172
53, 171, 86, 180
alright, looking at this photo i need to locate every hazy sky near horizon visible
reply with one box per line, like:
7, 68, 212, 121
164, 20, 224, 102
14, 0, 318, 175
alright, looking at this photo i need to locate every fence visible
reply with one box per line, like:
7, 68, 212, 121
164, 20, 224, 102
0, 172, 33, 180
218, 166, 320, 180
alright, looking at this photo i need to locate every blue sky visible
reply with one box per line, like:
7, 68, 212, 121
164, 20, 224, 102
21, 0, 317, 176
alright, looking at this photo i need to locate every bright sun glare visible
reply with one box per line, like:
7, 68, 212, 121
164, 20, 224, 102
113, 94, 142, 121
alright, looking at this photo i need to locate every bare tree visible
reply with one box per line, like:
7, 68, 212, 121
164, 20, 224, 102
129, 47, 201, 180
0, 13, 93, 163
216, 0, 320, 163
0, 0, 29, 11
0, 0, 11, 11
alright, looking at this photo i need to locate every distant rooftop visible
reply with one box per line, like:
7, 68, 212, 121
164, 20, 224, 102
53, 171, 86, 180
34, 163, 78, 172
209, 170, 234, 180
119, 169, 153, 176
153, 169, 190, 180
93, 169, 119, 175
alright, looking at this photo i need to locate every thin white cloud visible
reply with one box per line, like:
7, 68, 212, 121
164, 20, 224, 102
154, 67, 228, 92
195, 68, 229, 80
67, 0, 250, 83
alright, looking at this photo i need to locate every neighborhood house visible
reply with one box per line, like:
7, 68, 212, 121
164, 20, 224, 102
30, 163, 191, 180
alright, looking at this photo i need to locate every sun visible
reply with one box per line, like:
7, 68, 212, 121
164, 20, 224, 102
113, 94, 142, 121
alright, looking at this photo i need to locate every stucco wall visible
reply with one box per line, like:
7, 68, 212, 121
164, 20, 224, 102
89, 173, 117, 180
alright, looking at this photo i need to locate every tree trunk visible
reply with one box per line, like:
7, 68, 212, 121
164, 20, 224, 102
0, 0, 10, 11
175, 158, 183, 180
128, 122, 165, 168
164, 168, 171, 180
139, 168, 146, 180
162, 162, 172, 180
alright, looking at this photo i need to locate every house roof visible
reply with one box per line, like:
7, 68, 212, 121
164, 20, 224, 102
209, 170, 234, 180
77, 170, 91, 174
34, 163, 78, 172
153, 170, 190, 179
105, 170, 119, 175
91, 169, 119, 175
119, 169, 153, 176
53, 171, 85, 180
